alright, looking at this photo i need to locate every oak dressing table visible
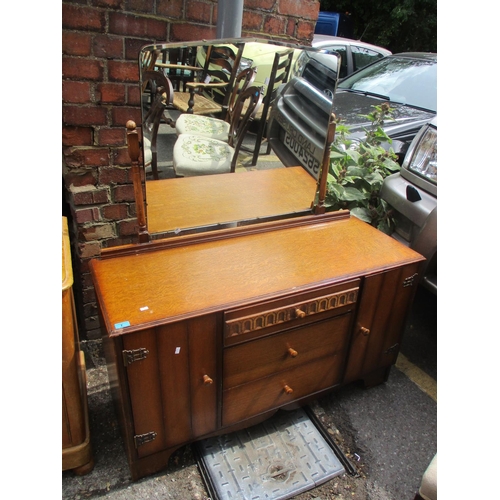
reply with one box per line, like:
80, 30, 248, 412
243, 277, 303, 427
89, 38, 425, 480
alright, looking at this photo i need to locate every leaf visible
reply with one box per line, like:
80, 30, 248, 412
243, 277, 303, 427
351, 207, 372, 223
342, 187, 368, 202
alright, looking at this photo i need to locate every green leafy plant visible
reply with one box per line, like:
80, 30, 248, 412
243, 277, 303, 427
325, 103, 400, 234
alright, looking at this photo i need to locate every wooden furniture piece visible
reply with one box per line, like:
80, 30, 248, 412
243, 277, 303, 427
90, 211, 424, 481
243, 48, 294, 166
62, 217, 94, 475
172, 85, 263, 177
145, 166, 317, 235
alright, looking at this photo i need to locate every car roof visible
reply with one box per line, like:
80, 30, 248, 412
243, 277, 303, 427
312, 34, 392, 55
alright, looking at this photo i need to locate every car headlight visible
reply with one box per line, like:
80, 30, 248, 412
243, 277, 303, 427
406, 126, 437, 184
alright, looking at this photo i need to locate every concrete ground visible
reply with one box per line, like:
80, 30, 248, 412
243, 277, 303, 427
62, 287, 437, 500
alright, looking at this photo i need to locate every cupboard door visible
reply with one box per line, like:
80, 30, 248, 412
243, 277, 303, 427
343, 263, 420, 384
123, 315, 218, 459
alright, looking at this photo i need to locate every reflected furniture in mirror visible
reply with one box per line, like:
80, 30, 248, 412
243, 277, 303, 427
89, 39, 426, 482
172, 85, 263, 176
137, 39, 342, 238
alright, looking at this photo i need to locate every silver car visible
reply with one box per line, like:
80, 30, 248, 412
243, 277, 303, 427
380, 117, 437, 294
309, 34, 392, 79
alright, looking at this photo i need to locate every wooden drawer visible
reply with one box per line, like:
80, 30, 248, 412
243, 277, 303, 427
224, 313, 352, 389
222, 346, 348, 427
224, 280, 360, 346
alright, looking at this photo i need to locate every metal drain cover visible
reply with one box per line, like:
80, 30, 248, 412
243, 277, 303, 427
196, 408, 345, 500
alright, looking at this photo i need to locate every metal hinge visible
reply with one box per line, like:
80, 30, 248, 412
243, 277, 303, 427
403, 273, 419, 287
122, 348, 149, 366
134, 431, 157, 448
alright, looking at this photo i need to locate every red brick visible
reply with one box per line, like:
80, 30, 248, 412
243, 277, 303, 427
187, 0, 213, 23
62, 4, 106, 31
65, 146, 111, 167
127, 85, 142, 106
62, 32, 92, 56
113, 184, 135, 202
111, 107, 142, 127
92, 0, 124, 8
112, 146, 134, 166
79, 223, 116, 241
125, 38, 150, 61
108, 60, 139, 82
263, 15, 286, 35
93, 34, 124, 59
99, 165, 130, 184
157, 0, 185, 18
98, 127, 126, 146
63, 81, 92, 104
63, 126, 93, 147
296, 20, 315, 42
79, 241, 101, 259
102, 203, 129, 221
245, 0, 275, 10
74, 207, 101, 224
97, 82, 127, 103
243, 11, 264, 30
127, 0, 154, 13
109, 12, 168, 39
63, 105, 108, 126
64, 170, 97, 189
63, 56, 104, 80
278, 0, 319, 20
117, 218, 140, 236
171, 23, 216, 41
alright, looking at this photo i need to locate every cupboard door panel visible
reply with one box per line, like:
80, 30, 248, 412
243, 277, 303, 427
122, 329, 166, 458
344, 264, 420, 383
188, 315, 218, 438
156, 323, 192, 448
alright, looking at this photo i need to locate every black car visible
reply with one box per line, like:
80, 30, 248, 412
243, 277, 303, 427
268, 53, 437, 178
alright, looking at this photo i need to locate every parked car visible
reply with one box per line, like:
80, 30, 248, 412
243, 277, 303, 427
267, 52, 437, 178
306, 34, 391, 80
380, 117, 437, 294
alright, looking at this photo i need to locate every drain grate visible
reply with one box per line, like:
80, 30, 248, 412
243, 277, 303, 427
195, 407, 346, 500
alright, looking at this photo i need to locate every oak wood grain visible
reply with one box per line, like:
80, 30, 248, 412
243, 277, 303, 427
145, 167, 316, 234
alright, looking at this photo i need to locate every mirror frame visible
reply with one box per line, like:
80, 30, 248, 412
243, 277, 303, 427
137, 38, 340, 240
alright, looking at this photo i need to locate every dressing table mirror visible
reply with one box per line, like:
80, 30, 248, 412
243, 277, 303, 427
135, 38, 341, 241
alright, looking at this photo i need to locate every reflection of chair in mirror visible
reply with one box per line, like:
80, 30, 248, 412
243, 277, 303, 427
174, 67, 256, 141
243, 48, 294, 166
141, 70, 174, 180
173, 86, 263, 177
165, 44, 244, 117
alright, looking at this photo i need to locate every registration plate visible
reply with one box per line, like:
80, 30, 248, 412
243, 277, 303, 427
283, 132, 321, 178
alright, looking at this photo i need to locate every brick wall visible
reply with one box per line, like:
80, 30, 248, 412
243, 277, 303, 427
62, 0, 320, 341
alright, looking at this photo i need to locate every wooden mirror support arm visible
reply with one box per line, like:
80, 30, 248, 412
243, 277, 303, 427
315, 113, 336, 215
126, 120, 150, 243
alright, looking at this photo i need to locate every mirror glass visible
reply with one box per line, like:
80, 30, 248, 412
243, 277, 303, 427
138, 38, 341, 239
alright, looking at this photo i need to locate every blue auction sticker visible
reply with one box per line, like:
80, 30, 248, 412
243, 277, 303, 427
114, 321, 131, 329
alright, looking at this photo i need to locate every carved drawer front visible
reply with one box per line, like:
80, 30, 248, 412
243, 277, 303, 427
224, 313, 352, 390
224, 280, 360, 346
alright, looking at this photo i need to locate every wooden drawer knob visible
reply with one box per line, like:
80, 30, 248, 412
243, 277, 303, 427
360, 327, 370, 336
295, 308, 306, 319
283, 384, 293, 394
203, 375, 213, 385
287, 347, 298, 358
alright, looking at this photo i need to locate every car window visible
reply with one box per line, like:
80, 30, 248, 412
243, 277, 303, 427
338, 56, 437, 112
351, 45, 385, 72
325, 44, 348, 78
